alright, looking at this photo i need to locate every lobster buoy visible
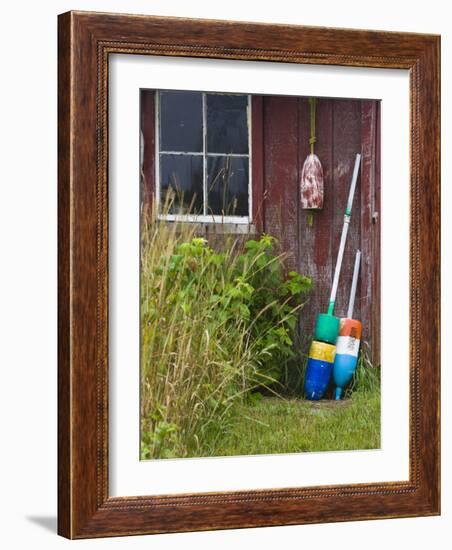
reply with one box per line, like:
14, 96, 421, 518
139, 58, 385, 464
300, 98, 324, 212
304, 340, 336, 401
304, 154, 361, 401
333, 319, 362, 400
301, 153, 324, 210
333, 251, 362, 400
314, 313, 340, 345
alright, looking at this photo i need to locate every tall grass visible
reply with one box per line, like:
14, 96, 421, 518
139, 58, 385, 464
140, 211, 311, 459
139, 197, 379, 459
345, 341, 381, 396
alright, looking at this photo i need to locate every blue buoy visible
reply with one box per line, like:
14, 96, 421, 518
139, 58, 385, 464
333, 351, 359, 400
333, 251, 362, 400
304, 341, 336, 400
305, 357, 333, 400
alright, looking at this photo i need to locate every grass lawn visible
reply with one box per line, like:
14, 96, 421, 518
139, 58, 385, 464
196, 390, 381, 458
140, 222, 381, 460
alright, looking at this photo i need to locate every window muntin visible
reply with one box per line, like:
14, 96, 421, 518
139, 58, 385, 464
156, 91, 251, 222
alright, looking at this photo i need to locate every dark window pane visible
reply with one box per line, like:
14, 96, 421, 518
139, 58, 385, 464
160, 91, 203, 152
160, 154, 203, 215
207, 156, 249, 217
206, 95, 249, 154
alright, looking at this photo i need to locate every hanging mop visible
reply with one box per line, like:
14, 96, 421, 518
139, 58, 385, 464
300, 98, 324, 224
333, 250, 362, 400
304, 153, 361, 400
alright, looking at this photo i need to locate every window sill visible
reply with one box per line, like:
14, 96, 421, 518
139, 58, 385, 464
157, 219, 257, 235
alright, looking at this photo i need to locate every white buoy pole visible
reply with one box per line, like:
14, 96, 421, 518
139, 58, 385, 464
327, 153, 361, 315
347, 250, 361, 319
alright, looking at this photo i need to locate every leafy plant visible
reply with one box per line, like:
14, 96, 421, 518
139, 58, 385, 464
234, 235, 312, 382
140, 216, 312, 459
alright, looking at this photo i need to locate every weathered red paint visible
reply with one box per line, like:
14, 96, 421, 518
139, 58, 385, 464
360, 100, 381, 363
297, 98, 334, 350
140, 93, 381, 363
300, 153, 324, 209
140, 89, 155, 216
262, 96, 300, 272
331, 100, 362, 323
262, 97, 380, 363
251, 96, 264, 232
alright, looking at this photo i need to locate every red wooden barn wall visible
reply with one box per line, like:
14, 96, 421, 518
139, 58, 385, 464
140, 91, 381, 363
261, 97, 380, 363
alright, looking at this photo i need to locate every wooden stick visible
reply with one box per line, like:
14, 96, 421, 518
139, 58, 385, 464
347, 250, 361, 319
327, 153, 361, 314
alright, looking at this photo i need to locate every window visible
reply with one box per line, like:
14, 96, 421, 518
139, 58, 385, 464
156, 91, 251, 223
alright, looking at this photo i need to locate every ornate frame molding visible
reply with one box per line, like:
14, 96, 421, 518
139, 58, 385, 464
58, 11, 440, 538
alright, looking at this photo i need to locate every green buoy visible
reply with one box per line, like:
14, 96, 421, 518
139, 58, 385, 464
314, 312, 340, 344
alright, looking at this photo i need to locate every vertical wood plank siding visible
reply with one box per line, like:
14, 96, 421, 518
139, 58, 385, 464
140, 90, 155, 217
140, 93, 380, 362
297, 99, 334, 349
262, 96, 300, 272
263, 97, 380, 363
251, 96, 265, 232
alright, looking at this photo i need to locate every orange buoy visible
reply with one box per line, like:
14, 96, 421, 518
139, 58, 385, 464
333, 251, 363, 399
338, 317, 362, 341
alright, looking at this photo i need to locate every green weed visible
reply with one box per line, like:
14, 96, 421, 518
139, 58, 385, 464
140, 211, 312, 459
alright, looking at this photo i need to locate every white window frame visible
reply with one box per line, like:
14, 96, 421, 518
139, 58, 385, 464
155, 90, 252, 224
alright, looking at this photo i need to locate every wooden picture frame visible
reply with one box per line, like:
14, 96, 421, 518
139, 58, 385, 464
58, 11, 440, 539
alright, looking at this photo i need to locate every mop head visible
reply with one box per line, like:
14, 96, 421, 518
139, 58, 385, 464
300, 153, 324, 210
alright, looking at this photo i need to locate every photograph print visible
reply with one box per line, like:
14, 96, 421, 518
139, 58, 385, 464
139, 88, 381, 460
